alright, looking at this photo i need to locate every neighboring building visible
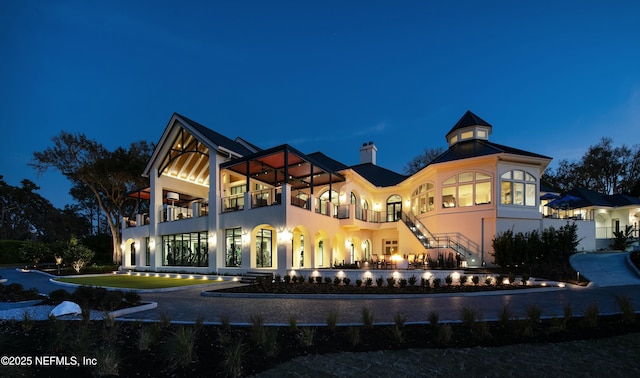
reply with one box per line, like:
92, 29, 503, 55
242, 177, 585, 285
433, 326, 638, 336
121, 111, 599, 275
542, 187, 640, 250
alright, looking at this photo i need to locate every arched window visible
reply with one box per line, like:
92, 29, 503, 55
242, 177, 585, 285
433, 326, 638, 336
350, 192, 357, 205
319, 190, 339, 203
411, 183, 435, 215
441, 172, 492, 208
501, 170, 536, 207
386, 194, 402, 221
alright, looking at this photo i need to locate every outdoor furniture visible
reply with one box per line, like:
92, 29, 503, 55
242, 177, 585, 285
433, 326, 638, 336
407, 254, 415, 269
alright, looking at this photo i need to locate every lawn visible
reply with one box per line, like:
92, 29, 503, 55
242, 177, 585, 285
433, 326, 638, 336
54, 274, 224, 289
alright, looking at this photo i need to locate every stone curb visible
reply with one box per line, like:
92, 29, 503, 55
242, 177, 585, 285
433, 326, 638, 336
49, 278, 226, 293
109, 301, 157, 318
200, 285, 567, 300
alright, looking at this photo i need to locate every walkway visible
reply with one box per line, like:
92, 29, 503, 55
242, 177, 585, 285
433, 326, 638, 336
2, 251, 639, 325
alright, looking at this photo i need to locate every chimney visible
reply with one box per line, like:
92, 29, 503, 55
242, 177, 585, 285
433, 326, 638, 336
359, 141, 377, 165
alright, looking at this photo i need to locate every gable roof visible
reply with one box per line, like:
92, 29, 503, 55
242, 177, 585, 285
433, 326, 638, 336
565, 187, 640, 208
349, 163, 408, 187
446, 110, 492, 136
175, 113, 256, 156
430, 139, 552, 164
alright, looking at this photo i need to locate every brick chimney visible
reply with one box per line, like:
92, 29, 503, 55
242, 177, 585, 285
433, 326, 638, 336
359, 141, 377, 165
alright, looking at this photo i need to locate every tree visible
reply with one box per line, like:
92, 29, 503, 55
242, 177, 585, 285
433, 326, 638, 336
19, 240, 51, 266
404, 147, 444, 175
543, 138, 640, 195
30, 132, 153, 263
0, 177, 86, 242
63, 236, 95, 273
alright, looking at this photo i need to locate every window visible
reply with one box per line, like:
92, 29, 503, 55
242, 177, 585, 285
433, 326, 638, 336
145, 237, 150, 266
256, 228, 273, 268
386, 194, 402, 221
225, 228, 242, 267
162, 231, 208, 267
384, 239, 398, 255
441, 172, 492, 208
501, 170, 536, 207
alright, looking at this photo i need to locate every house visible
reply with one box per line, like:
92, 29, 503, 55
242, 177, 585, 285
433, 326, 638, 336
542, 187, 640, 250
121, 111, 598, 275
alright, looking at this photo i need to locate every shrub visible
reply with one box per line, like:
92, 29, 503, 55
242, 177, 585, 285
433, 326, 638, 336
428, 310, 439, 328
333, 276, 342, 286
432, 278, 441, 288
472, 275, 480, 286
345, 327, 360, 346
355, 279, 363, 287
408, 275, 417, 286
221, 337, 245, 378
376, 276, 384, 287
124, 291, 142, 305
460, 275, 468, 285
362, 307, 374, 329
19, 240, 51, 266
398, 278, 408, 288
298, 327, 316, 347
436, 324, 452, 345
485, 277, 493, 286
283, 275, 291, 283
583, 301, 599, 328
323, 276, 332, 284
614, 295, 636, 324
326, 309, 339, 330
343, 277, 351, 286
445, 275, 453, 286
48, 288, 70, 303
291, 275, 298, 284
386, 277, 396, 287
365, 277, 373, 287
63, 237, 95, 273
421, 278, 431, 288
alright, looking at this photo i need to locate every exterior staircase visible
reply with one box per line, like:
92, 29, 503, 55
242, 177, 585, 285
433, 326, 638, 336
400, 211, 473, 258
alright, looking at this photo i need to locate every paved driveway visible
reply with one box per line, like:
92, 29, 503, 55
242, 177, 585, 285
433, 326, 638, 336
570, 251, 640, 287
3, 251, 640, 325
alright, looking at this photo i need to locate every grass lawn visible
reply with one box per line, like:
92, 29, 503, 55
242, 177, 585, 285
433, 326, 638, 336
54, 274, 224, 289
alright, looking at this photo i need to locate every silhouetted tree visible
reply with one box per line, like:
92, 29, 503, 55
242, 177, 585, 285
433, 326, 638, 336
30, 132, 153, 263
404, 147, 444, 175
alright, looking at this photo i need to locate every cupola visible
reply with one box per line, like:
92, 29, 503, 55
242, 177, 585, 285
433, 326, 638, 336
445, 110, 492, 147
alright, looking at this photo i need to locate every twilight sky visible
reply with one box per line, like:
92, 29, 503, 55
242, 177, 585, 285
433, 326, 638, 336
2, 0, 639, 208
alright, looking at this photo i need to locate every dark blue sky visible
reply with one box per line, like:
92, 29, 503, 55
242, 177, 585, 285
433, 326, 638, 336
2, 0, 639, 208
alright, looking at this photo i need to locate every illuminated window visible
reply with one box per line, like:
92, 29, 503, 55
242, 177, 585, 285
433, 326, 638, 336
225, 228, 242, 267
162, 231, 208, 267
441, 172, 492, 208
501, 170, 536, 207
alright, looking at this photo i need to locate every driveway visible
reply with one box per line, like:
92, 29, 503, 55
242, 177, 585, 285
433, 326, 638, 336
570, 251, 640, 287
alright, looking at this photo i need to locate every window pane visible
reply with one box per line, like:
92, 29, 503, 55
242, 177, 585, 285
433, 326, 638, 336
475, 181, 491, 205
256, 229, 272, 268
501, 181, 512, 204
525, 183, 536, 206
514, 183, 524, 205
225, 228, 241, 267
427, 183, 434, 190
476, 172, 491, 180
526, 173, 536, 182
443, 176, 456, 185
477, 129, 487, 138
461, 131, 473, 140
427, 191, 435, 212
442, 186, 456, 208
501, 171, 511, 179
459, 172, 474, 183
458, 184, 473, 207
514, 170, 524, 180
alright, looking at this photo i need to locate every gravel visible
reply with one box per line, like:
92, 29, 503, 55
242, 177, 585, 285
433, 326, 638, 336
0, 302, 105, 321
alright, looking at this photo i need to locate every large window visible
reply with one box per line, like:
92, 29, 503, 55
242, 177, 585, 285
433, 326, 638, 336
162, 231, 208, 267
145, 237, 150, 266
256, 228, 273, 268
225, 228, 242, 267
411, 183, 435, 215
386, 195, 402, 221
501, 170, 536, 207
441, 172, 492, 208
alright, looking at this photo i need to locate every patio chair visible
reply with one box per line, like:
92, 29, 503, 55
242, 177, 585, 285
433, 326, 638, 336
407, 254, 416, 269
372, 254, 380, 269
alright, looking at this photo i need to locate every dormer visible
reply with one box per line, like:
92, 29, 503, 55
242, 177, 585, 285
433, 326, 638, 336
446, 110, 492, 147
